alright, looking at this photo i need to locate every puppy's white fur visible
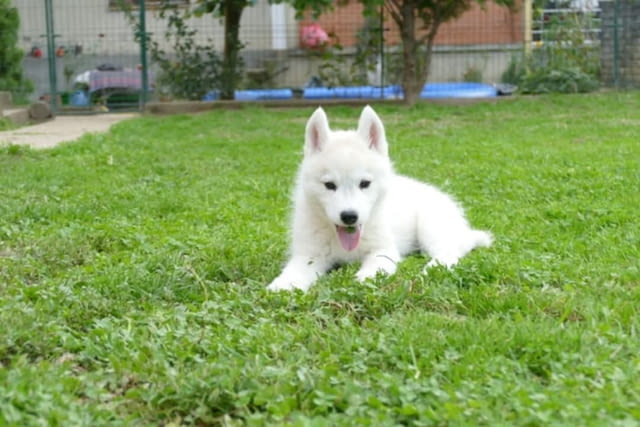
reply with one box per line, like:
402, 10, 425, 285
268, 106, 492, 291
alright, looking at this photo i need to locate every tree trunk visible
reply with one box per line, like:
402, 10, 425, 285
220, 0, 244, 100
398, 2, 416, 105
396, 2, 440, 106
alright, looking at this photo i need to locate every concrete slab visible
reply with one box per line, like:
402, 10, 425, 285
0, 92, 12, 109
0, 113, 139, 149
2, 108, 30, 126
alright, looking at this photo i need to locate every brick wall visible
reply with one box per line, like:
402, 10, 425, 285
301, 0, 524, 48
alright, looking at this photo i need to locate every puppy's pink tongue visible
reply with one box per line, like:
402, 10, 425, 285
336, 225, 361, 251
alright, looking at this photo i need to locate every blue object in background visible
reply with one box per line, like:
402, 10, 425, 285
235, 89, 293, 101
303, 83, 495, 100
202, 82, 497, 102
202, 90, 219, 101
70, 90, 89, 106
420, 82, 497, 98
203, 89, 293, 101
303, 86, 400, 99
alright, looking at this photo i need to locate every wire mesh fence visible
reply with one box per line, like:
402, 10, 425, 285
8, 0, 640, 112
17, 0, 149, 110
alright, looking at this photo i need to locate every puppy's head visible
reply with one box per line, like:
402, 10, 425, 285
300, 106, 393, 251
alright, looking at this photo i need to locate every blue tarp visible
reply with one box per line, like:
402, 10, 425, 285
202, 83, 498, 102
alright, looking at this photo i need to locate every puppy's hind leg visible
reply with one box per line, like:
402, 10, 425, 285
417, 212, 492, 271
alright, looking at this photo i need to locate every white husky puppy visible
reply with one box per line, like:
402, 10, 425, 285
267, 106, 492, 292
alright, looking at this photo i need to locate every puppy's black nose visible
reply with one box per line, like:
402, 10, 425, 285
340, 210, 358, 225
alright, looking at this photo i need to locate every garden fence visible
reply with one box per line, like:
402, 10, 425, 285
12, 0, 640, 113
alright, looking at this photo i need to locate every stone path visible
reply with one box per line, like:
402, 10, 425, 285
1, 113, 139, 149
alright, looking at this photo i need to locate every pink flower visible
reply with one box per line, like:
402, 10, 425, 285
300, 23, 329, 49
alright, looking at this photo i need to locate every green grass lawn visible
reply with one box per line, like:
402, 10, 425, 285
0, 117, 17, 132
1, 93, 639, 425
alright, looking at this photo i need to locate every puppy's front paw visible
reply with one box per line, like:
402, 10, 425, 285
267, 275, 308, 292
424, 256, 458, 272
356, 254, 397, 282
267, 278, 295, 292
355, 267, 379, 282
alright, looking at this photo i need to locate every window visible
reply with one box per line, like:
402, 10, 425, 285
532, 0, 601, 44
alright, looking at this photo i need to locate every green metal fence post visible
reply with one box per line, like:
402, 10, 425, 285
44, 0, 58, 114
138, 0, 148, 110
613, 0, 620, 88
613, 0, 620, 87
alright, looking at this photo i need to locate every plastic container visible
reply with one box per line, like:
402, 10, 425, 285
421, 82, 497, 98
303, 86, 396, 99
202, 83, 497, 102
203, 89, 293, 101
234, 89, 293, 101
70, 90, 90, 106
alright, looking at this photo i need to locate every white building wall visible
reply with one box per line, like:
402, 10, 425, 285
14, 0, 298, 56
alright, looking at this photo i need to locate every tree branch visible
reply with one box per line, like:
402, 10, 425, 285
384, 0, 402, 26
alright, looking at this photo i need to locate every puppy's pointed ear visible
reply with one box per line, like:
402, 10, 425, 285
304, 107, 330, 155
357, 105, 388, 156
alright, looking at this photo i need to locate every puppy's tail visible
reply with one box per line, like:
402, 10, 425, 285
471, 230, 493, 248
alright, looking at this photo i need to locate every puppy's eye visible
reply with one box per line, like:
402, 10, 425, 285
359, 180, 371, 189
324, 182, 337, 191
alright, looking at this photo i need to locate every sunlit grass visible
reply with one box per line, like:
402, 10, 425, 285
1, 93, 639, 424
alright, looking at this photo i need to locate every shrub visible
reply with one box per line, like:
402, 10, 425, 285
0, 0, 34, 103
311, 19, 383, 87
520, 66, 599, 93
149, 6, 223, 101
502, 7, 600, 94
121, 1, 223, 101
501, 55, 526, 86
462, 65, 483, 83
